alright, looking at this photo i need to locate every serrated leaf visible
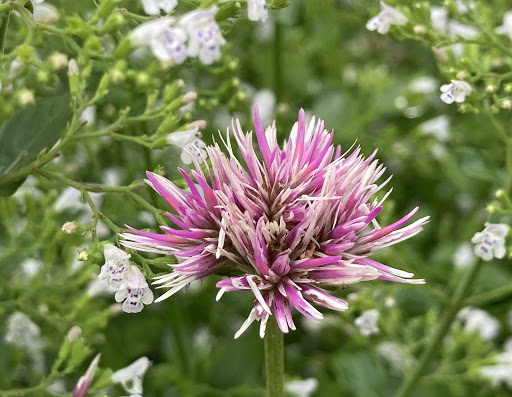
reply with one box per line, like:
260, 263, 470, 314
0, 94, 72, 178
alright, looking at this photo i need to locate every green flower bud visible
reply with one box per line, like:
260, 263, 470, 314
96, 0, 120, 18
16, 44, 35, 63
101, 12, 126, 33
36, 70, 50, 84
84, 36, 105, 56
505, 84, 512, 94
17, 89, 35, 106
135, 72, 150, 89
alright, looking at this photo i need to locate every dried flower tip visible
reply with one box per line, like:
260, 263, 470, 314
187, 120, 206, 130
182, 91, 198, 103
455, 71, 467, 80
68, 59, 79, 75
66, 326, 82, 341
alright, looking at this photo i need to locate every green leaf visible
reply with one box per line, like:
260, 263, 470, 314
0, 179, 25, 196
0, 94, 72, 178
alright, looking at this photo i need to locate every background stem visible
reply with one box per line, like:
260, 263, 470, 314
395, 260, 483, 397
264, 317, 284, 397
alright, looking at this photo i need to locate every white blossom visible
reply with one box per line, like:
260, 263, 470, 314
376, 341, 414, 372
253, 89, 276, 126
355, 309, 380, 336
440, 80, 471, 104
79, 106, 96, 126
366, 2, 407, 35
20, 257, 43, 278
247, 0, 268, 23
166, 126, 207, 164
33, 1, 59, 24
114, 266, 154, 313
285, 378, 319, 397
130, 18, 188, 64
179, 6, 226, 65
409, 76, 438, 94
140, 0, 177, 16
457, 306, 500, 341
430, 6, 449, 33
112, 357, 151, 395
5, 312, 42, 351
453, 242, 477, 269
419, 115, 450, 142
496, 11, 512, 41
471, 222, 509, 261
448, 21, 478, 39
480, 349, 512, 389
99, 244, 131, 290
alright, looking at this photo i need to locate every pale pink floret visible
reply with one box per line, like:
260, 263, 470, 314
121, 106, 428, 337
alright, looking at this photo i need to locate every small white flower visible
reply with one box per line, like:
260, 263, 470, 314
453, 242, 477, 269
247, 0, 268, 23
140, 0, 177, 16
80, 106, 96, 126
166, 126, 207, 164
179, 6, 226, 65
448, 21, 478, 39
355, 309, 380, 336
366, 2, 407, 35
285, 378, 319, 397
458, 306, 500, 341
419, 115, 450, 142
33, 1, 59, 24
430, 6, 449, 33
20, 258, 43, 278
409, 76, 438, 94
253, 89, 276, 126
496, 11, 512, 41
5, 312, 42, 350
130, 18, 188, 64
440, 80, 471, 104
87, 278, 115, 297
376, 341, 414, 372
112, 357, 151, 394
480, 349, 512, 389
115, 266, 154, 313
471, 222, 509, 261
98, 244, 131, 290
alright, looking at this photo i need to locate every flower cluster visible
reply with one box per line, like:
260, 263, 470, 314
130, 6, 226, 65
121, 106, 428, 338
98, 244, 154, 313
471, 223, 509, 261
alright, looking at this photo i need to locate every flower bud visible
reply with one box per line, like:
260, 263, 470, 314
49, 52, 68, 70
486, 203, 497, 214
413, 25, 426, 36
505, 84, 512, 94
66, 326, 82, 341
37, 70, 50, 84
187, 120, 207, 130
62, 221, 77, 234
501, 99, 511, 109
495, 189, 506, 199
78, 250, 89, 261
485, 85, 496, 94
84, 36, 104, 56
68, 59, 80, 96
455, 71, 467, 80
16, 44, 35, 63
232, 77, 241, 87
182, 91, 198, 103
17, 89, 35, 106
135, 72, 150, 89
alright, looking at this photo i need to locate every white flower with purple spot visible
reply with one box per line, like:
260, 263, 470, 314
247, 0, 268, 23
115, 266, 154, 313
98, 244, 131, 290
130, 18, 188, 64
166, 126, 207, 164
179, 6, 226, 65
366, 2, 407, 35
440, 80, 472, 104
471, 222, 509, 261
140, 0, 177, 16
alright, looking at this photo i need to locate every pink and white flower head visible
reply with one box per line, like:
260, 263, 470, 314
121, 106, 428, 338
178, 6, 226, 65
366, 2, 407, 35
471, 222, 509, 261
440, 80, 472, 104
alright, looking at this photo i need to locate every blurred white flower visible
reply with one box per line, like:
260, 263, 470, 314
285, 378, 318, 397
115, 266, 154, 313
140, 0, 177, 16
179, 6, 226, 65
480, 349, 512, 389
453, 242, 477, 269
33, 0, 59, 24
20, 258, 43, 278
430, 6, 448, 33
409, 76, 438, 94
99, 244, 131, 291
376, 341, 414, 372
54, 188, 104, 229
112, 357, 151, 394
166, 126, 207, 164
366, 2, 407, 35
471, 223, 509, 261
79, 106, 96, 126
253, 89, 276, 126
5, 312, 42, 351
86, 278, 115, 297
355, 309, 380, 336
448, 21, 478, 39
496, 11, 512, 41
103, 167, 123, 187
458, 306, 500, 341
130, 18, 188, 64
440, 80, 471, 104
73, 353, 101, 397
247, 0, 268, 23
419, 115, 450, 142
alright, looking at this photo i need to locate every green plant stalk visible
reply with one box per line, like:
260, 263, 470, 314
395, 260, 483, 397
464, 282, 512, 307
264, 317, 284, 397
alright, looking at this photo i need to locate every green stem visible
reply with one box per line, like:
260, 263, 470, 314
464, 282, 512, 307
395, 260, 483, 397
264, 317, 284, 397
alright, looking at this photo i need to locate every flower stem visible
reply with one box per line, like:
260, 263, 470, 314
264, 317, 284, 397
395, 260, 483, 397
